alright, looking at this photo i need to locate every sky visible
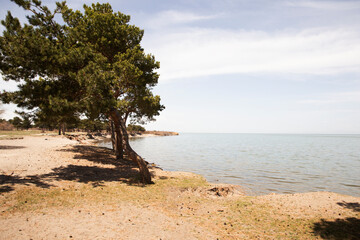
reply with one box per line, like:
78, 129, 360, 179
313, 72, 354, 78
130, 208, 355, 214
1, 0, 360, 134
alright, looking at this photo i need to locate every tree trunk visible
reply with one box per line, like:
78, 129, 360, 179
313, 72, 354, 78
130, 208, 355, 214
62, 123, 66, 135
113, 121, 123, 160
109, 120, 115, 150
122, 129, 128, 154
109, 110, 152, 184
118, 114, 152, 184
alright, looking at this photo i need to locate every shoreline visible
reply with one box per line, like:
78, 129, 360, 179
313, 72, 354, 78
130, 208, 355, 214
1, 135, 359, 239
1, 133, 358, 198
2, 133, 354, 197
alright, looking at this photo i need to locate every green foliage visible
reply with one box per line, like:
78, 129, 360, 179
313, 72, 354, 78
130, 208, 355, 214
79, 118, 108, 131
0, 0, 87, 128
9, 116, 23, 129
64, 3, 165, 122
127, 124, 145, 132
0, 1, 164, 129
8, 115, 32, 129
21, 116, 32, 129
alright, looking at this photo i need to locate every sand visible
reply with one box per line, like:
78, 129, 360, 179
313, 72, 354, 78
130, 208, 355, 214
0, 136, 77, 176
0, 136, 213, 239
1, 135, 359, 239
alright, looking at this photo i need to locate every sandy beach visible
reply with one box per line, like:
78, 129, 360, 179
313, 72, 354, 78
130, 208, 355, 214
1, 135, 359, 239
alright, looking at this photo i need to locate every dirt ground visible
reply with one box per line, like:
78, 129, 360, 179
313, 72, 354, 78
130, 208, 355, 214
0, 135, 359, 239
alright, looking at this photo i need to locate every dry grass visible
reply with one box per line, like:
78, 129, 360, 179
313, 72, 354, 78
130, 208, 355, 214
0, 175, 209, 214
0, 130, 46, 138
1, 174, 359, 239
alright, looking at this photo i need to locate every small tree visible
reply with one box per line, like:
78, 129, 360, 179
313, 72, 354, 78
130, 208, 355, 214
9, 116, 22, 129
21, 116, 32, 129
127, 124, 146, 132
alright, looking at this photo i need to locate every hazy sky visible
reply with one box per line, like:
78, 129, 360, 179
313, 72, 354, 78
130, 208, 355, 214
1, 0, 360, 133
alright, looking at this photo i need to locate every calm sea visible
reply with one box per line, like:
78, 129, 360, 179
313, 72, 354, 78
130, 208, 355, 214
101, 133, 360, 196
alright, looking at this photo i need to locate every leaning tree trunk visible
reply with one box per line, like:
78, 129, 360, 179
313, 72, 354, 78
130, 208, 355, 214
109, 110, 152, 184
110, 118, 123, 160
119, 118, 153, 184
114, 123, 124, 160
109, 120, 116, 151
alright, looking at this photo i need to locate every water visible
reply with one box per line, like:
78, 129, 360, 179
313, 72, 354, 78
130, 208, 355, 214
100, 133, 360, 196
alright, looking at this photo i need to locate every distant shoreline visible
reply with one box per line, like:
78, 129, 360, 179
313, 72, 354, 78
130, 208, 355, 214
129, 130, 179, 137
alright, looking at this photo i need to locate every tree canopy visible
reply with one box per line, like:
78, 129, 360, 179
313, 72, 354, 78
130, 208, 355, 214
0, 0, 164, 183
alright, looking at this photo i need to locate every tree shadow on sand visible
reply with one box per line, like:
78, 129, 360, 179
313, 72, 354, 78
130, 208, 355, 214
61, 145, 134, 167
0, 145, 26, 150
312, 201, 360, 239
44, 162, 141, 187
0, 173, 54, 192
0, 145, 145, 194
337, 201, 360, 212
53, 145, 142, 185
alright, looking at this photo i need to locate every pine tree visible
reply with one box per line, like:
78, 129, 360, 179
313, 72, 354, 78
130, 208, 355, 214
0, 1, 164, 183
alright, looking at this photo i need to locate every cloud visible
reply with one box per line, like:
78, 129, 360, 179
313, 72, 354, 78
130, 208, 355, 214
285, 0, 360, 11
142, 26, 360, 81
299, 91, 360, 104
143, 10, 220, 29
